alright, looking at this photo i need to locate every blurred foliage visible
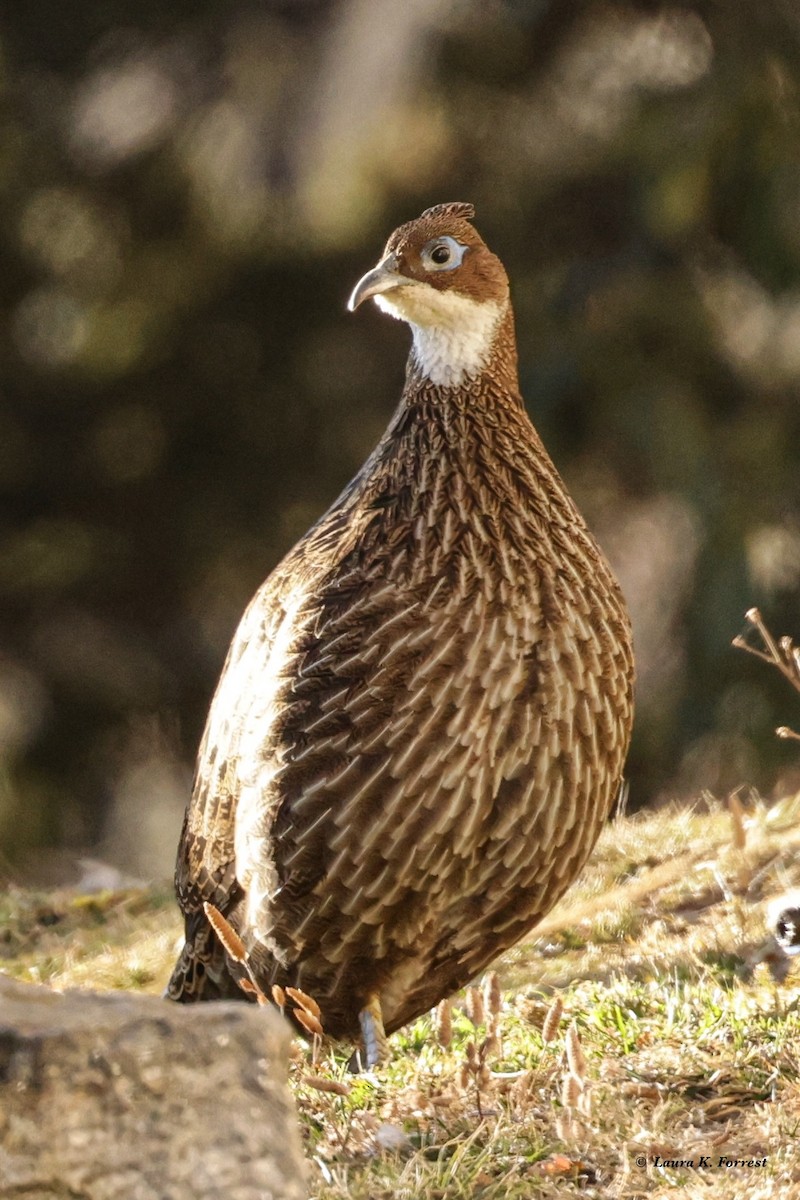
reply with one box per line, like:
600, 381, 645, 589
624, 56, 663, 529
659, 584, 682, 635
3, 0, 800, 873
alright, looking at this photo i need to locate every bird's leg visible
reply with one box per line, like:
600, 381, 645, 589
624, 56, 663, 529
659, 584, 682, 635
358, 992, 389, 1068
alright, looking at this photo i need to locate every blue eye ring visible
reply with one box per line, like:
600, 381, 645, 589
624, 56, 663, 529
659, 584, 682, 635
420, 235, 467, 272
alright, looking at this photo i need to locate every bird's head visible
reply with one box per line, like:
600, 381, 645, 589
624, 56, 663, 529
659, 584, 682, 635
348, 202, 513, 389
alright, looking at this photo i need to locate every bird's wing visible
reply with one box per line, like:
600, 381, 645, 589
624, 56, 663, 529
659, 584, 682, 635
174, 583, 282, 918
173, 496, 383, 923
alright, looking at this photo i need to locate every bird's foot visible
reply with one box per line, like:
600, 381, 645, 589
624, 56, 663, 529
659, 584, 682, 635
358, 993, 389, 1069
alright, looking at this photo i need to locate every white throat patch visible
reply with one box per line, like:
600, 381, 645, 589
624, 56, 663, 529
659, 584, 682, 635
375, 288, 505, 388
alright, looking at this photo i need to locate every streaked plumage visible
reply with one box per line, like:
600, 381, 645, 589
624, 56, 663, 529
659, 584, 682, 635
169, 202, 635, 1060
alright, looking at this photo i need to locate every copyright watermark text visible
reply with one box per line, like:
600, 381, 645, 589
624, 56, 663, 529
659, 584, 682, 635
635, 1154, 768, 1170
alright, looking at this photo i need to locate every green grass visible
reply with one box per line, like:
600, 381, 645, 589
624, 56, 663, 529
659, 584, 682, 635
4, 792, 800, 1198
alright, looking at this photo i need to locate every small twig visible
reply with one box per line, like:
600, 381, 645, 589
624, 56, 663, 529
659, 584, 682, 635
733, 608, 800, 738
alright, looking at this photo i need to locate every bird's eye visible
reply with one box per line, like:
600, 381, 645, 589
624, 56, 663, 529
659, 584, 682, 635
421, 236, 467, 273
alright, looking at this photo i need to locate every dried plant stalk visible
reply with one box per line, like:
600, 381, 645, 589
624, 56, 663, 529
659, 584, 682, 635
465, 986, 485, 1028
238, 973, 270, 1005
435, 998, 453, 1049
203, 902, 246, 962
565, 1021, 587, 1079
286, 986, 322, 1019
555, 1112, 575, 1141
295, 1008, 325, 1038
727, 791, 747, 851
733, 608, 800, 738
542, 995, 564, 1044
482, 971, 502, 1018
484, 1014, 501, 1059
302, 1075, 351, 1096
561, 1071, 582, 1108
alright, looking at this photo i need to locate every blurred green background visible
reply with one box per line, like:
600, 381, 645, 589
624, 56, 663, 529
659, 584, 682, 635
2, 0, 800, 879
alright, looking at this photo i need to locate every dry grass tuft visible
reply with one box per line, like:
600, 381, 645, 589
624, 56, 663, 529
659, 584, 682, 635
4, 793, 800, 1197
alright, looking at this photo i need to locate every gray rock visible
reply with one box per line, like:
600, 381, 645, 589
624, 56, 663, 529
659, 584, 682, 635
0, 975, 306, 1200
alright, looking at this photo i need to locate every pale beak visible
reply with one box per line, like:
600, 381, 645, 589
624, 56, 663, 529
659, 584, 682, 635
347, 253, 410, 312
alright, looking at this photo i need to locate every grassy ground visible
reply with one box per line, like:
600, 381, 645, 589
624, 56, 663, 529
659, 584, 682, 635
3, 793, 800, 1199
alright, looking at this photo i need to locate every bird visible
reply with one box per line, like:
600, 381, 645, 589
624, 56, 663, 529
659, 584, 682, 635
168, 201, 635, 1066
768, 890, 800, 956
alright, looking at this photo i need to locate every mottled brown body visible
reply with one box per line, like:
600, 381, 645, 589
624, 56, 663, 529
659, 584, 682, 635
169, 204, 634, 1045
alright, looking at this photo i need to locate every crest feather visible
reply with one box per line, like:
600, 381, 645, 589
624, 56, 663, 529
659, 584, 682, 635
421, 201, 475, 223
